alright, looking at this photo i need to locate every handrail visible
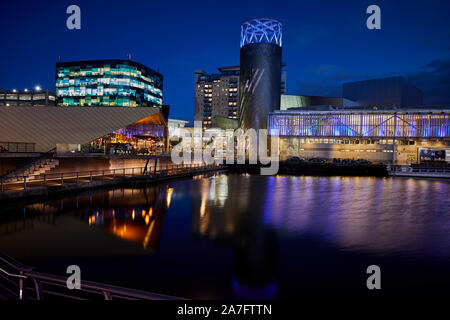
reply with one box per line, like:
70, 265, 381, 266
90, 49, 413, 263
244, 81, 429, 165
0, 252, 184, 300
0, 267, 27, 279
26, 271, 183, 300
0, 252, 34, 272
0, 141, 36, 153
1, 163, 222, 187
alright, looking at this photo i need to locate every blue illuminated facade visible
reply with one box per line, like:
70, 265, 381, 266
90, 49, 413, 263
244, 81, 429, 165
268, 110, 450, 139
56, 59, 163, 108
240, 18, 282, 48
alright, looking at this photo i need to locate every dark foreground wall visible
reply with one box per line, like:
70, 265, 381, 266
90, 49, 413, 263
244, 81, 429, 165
230, 163, 388, 177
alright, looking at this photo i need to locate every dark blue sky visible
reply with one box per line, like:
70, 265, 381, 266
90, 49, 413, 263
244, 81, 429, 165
1, 0, 449, 120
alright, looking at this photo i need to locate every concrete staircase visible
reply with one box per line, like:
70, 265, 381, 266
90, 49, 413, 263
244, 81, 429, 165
1, 158, 59, 183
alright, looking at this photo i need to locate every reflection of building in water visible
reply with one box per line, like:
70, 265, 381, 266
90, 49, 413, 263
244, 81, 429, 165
85, 186, 172, 251
191, 174, 278, 299
0, 185, 172, 252
0, 204, 58, 236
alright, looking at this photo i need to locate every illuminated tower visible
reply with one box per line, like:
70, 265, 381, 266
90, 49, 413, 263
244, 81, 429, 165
239, 18, 282, 130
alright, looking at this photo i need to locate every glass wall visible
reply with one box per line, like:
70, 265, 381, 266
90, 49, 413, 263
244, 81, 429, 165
268, 112, 450, 139
56, 60, 163, 107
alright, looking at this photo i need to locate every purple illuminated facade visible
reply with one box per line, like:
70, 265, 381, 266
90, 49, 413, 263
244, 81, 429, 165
113, 124, 165, 139
268, 110, 450, 139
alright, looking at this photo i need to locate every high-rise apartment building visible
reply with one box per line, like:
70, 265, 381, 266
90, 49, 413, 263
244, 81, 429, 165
194, 65, 286, 129
194, 66, 239, 129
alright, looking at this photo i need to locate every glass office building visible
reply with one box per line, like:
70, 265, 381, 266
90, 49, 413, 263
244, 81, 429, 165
56, 60, 163, 107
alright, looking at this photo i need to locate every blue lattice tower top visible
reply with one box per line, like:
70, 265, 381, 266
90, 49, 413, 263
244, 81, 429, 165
240, 18, 282, 48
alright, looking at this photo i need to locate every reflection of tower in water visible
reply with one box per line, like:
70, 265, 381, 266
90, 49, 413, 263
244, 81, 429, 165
191, 174, 278, 299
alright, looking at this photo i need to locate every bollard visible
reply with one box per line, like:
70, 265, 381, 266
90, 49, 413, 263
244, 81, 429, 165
76, 172, 79, 184
90, 171, 93, 182
61, 173, 64, 185
113, 169, 116, 179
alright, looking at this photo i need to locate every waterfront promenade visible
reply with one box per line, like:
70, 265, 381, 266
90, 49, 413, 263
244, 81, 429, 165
0, 162, 225, 201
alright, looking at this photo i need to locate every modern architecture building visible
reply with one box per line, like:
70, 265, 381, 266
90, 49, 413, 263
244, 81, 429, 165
343, 76, 423, 108
0, 106, 167, 153
55, 59, 163, 108
268, 107, 450, 164
194, 64, 286, 130
239, 18, 283, 130
0, 88, 56, 106
280, 94, 347, 110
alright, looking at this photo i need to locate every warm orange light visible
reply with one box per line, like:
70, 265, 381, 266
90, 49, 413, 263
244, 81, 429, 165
166, 188, 174, 207
200, 198, 206, 218
145, 215, 150, 225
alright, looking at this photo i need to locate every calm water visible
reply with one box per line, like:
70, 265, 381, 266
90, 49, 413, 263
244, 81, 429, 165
1, 174, 450, 298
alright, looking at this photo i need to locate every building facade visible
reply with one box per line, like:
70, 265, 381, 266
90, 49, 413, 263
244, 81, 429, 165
194, 64, 286, 130
194, 66, 240, 130
343, 76, 423, 108
168, 119, 189, 144
268, 108, 450, 164
0, 88, 56, 106
55, 59, 163, 108
280, 94, 346, 110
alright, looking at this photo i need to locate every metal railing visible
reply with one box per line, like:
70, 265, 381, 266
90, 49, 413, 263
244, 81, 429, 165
389, 165, 450, 175
1, 162, 223, 193
0, 253, 182, 300
0, 142, 36, 153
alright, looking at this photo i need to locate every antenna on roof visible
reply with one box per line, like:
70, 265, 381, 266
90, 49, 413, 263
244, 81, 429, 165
126, 53, 131, 60
58, 56, 61, 62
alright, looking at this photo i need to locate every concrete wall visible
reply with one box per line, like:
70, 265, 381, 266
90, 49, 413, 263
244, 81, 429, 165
50, 157, 174, 174
0, 156, 38, 175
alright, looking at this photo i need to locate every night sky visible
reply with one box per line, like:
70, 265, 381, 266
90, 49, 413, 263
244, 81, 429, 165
1, 0, 449, 120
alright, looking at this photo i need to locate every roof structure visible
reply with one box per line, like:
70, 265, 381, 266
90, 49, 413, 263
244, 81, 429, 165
0, 106, 165, 152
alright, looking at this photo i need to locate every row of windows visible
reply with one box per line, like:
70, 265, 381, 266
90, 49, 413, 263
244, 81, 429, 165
295, 138, 415, 145
56, 78, 162, 97
56, 86, 162, 103
59, 96, 161, 107
57, 65, 162, 89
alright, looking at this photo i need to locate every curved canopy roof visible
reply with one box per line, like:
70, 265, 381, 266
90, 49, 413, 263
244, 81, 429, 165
0, 106, 165, 152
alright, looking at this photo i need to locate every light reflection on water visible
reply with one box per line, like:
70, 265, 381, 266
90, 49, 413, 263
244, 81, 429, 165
193, 174, 450, 259
0, 173, 449, 298
261, 175, 450, 257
